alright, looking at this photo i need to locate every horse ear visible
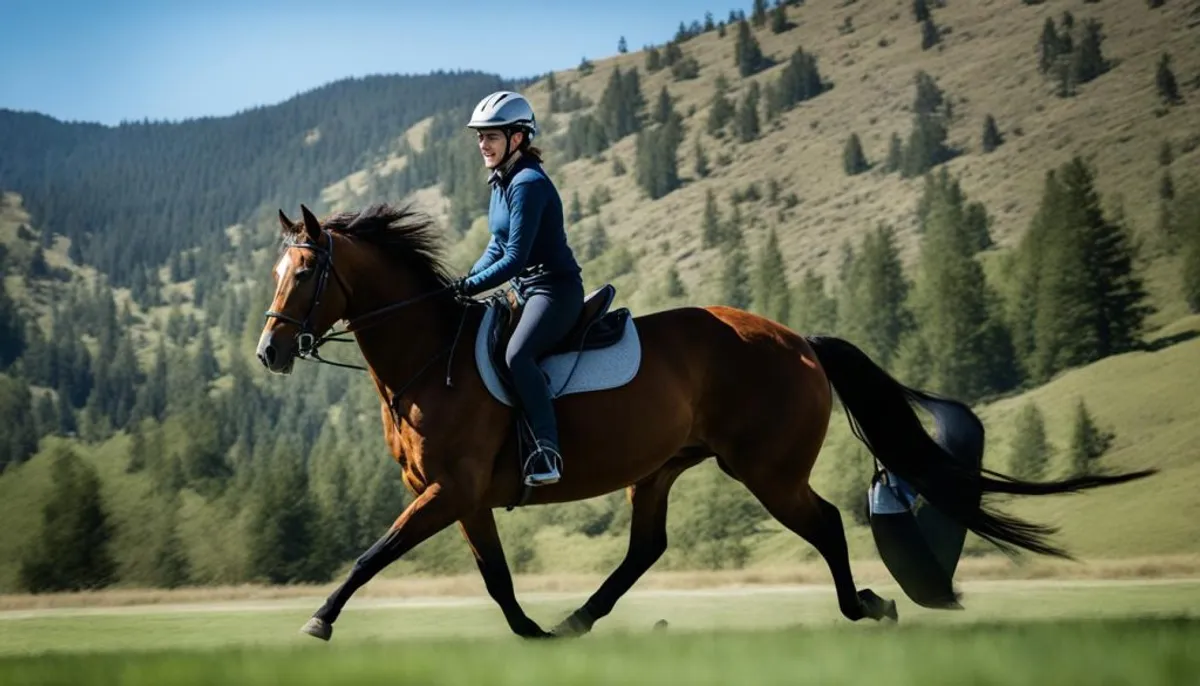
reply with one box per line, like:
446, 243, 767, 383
278, 209, 294, 234
300, 204, 321, 241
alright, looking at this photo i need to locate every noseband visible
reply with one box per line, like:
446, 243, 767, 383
264, 230, 458, 372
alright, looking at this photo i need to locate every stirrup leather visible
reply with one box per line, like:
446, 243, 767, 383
523, 441, 563, 486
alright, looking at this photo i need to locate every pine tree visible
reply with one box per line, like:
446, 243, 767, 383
18, 445, 116, 592
771, 4, 789, 33
1038, 18, 1060, 75
1071, 19, 1109, 86
584, 221, 610, 261
646, 46, 663, 73
836, 225, 911, 369
734, 20, 769, 77
611, 155, 627, 176
921, 18, 940, 50
913, 71, 946, 116
885, 133, 904, 173
752, 0, 769, 28
913, 0, 931, 22
1156, 53, 1182, 105
653, 86, 673, 125
618, 36, 628, 54
705, 12, 715, 32
0, 280, 24, 371
664, 264, 687, 299
1009, 402, 1051, 480
719, 245, 752, 309
694, 137, 710, 178
982, 114, 1003, 153
1025, 158, 1151, 381
247, 436, 328, 584
56, 382, 77, 435
1066, 398, 1113, 477
906, 176, 1016, 400
1160, 171, 1175, 202
842, 133, 869, 175
1179, 188, 1200, 312
736, 82, 761, 143
790, 269, 837, 334
1159, 140, 1173, 166
597, 66, 647, 142
634, 113, 683, 200
902, 114, 951, 178
707, 86, 735, 134
753, 228, 791, 323
702, 189, 722, 248
0, 375, 38, 471
194, 328, 219, 382
568, 191, 583, 223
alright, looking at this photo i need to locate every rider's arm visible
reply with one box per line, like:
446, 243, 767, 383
468, 235, 503, 277
461, 178, 547, 295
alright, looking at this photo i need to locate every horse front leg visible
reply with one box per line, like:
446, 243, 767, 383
552, 463, 691, 637
300, 483, 462, 641
458, 508, 552, 639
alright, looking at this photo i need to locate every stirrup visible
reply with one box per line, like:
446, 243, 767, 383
523, 441, 563, 487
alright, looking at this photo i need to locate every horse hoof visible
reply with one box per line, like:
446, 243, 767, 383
299, 617, 332, 641
552, 609, 595, 638
858, 589, 899, 623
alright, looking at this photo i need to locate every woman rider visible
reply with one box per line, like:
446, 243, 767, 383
452, 91, 584, 487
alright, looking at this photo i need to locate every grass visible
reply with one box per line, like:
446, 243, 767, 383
0, 581, 1197, 684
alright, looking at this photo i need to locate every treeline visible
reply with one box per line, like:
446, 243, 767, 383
0, 71, 515, 296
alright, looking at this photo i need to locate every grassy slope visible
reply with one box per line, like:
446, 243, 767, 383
321, 1, 1200, 323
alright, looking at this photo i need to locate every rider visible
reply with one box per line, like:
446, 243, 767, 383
454, 91, 584, 487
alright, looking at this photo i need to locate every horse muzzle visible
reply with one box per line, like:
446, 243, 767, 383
256, 329, 297, 374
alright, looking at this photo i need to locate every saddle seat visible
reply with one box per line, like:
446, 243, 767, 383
474, 283, 641, 406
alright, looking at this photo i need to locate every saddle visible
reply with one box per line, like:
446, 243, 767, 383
473, 284, 641, 510
474, 283, 641, 408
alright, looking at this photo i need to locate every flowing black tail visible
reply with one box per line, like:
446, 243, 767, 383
805, 335, 1157, 559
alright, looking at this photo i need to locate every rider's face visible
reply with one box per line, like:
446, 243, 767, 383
477, 129, 522, 169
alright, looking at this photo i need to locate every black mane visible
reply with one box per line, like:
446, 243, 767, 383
320, 203, 455, 290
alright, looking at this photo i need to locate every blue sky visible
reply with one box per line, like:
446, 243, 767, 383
0, 0, 752, 126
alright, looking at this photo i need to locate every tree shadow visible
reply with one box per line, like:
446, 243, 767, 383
1143, 328, 1200, 352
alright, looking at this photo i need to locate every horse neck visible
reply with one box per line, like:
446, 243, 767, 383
343, 265, 464, 409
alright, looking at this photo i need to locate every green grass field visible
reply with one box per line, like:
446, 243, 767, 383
2, 580, 1198, 685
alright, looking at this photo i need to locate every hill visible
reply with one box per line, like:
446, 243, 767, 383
1, 0, 1199, 595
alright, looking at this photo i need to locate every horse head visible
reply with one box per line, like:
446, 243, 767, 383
257, 204, 351, 374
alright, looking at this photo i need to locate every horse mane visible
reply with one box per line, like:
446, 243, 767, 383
318, 203, 456, 291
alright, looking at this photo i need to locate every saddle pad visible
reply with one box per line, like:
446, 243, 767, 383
474, 305, 642, 407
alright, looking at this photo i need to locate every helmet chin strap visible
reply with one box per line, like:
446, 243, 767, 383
489, 129, 522, 184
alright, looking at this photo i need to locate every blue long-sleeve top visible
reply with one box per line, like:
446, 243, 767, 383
462, 155, 582, 296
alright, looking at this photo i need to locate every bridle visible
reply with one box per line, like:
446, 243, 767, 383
264, 230, 465, 380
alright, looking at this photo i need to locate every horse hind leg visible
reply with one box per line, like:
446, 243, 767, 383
553, 456, 699, 637
745, 474, 897, 623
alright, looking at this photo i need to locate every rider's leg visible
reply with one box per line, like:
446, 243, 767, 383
505, 284, 583, 485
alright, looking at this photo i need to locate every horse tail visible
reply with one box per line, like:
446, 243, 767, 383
804, 335, 1156, 559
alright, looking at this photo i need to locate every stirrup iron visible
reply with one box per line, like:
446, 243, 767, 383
524, 441, 563, 487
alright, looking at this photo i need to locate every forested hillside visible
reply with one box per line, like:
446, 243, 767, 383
1, 0, 1198, 595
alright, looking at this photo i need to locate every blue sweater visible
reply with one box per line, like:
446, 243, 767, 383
462, 156, 582, 297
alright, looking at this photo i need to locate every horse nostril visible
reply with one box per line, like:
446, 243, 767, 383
263, 345, 276, 366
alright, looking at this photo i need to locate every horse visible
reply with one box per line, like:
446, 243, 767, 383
255, 203, 1155, 641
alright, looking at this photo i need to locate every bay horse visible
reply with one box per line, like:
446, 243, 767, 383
256, 203, 1154, 641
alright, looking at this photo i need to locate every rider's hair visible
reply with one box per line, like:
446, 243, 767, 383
515, 128, 543, 163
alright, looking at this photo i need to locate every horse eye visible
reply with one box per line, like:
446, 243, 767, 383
295, 268, 313, 281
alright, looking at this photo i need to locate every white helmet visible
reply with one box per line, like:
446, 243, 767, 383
466, 91, 538, 138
